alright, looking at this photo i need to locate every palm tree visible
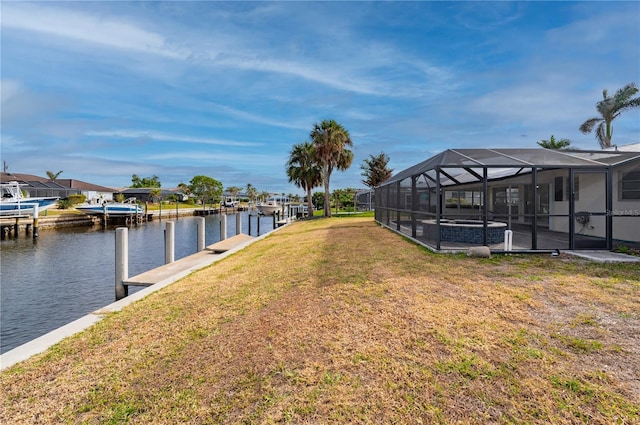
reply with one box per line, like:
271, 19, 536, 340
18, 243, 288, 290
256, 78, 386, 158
245, 183, 258, 205
46, 170, 63, 181
579, 83, 640, 149
310, 120, 354, 217
149, 188, 162, 204
286, 141, 322, 216
537, 135, 571, 150
225, 186, 243, 206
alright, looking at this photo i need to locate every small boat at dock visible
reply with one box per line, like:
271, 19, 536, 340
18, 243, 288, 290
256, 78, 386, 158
1, 181, 59, 216
222, 197, 239, 208
256, 195, 289, 216
75, 198, 144, 217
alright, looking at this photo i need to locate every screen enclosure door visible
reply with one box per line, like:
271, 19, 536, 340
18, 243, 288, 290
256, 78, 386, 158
571, 170, 609, 249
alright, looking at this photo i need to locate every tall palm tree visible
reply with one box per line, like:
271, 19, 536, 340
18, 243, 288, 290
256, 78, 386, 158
310, 120, 353, 217
286, 141, 322, 216
579, 83, 640, 149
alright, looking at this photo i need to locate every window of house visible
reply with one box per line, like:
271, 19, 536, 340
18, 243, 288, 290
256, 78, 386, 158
621, 170, 640, 200
444, 190, 483, 208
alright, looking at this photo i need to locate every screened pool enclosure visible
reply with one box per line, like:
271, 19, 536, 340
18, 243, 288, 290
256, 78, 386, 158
375, 148, 640, 252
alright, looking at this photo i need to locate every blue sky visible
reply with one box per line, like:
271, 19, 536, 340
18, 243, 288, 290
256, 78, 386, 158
1, 1, 639, 195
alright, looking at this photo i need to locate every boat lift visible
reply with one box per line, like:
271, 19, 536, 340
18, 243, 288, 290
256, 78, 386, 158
0, 203, 40, 240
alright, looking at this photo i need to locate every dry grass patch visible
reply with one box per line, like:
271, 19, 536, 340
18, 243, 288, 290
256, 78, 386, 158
2, 217, 639, 424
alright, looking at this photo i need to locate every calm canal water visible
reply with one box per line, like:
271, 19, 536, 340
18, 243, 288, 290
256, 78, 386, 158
0, 212, 275, 354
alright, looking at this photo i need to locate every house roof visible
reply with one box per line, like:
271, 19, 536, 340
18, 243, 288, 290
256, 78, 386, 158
604, 143, 640, 152
384, 148, 640, 188
55, 179, 116, 192
0, 173, 115, 192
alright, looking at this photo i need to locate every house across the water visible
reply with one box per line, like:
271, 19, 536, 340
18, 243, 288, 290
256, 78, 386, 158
0, 172, 115, 202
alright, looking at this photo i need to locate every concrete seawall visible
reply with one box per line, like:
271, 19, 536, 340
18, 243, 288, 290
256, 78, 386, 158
38, 214, 100, 228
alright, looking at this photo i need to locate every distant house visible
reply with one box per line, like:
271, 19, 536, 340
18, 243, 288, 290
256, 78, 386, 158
117, 188, 177, 203
0, 173, 115, 202
55, 179, 116, 203
222, 191, 249, 203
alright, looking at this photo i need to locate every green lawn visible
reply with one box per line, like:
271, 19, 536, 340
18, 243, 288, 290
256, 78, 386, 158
2, 217, 638, 424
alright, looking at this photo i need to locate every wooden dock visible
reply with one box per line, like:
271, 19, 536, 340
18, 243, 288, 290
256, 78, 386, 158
206, 233, 254, 253
123, 234, 254, 287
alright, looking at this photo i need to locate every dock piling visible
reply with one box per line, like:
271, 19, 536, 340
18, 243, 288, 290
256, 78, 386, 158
32, 204, 39, 238
197, 217, 205, 251
165, 221, 175, 264
115, 227, 129, 300
102, 203, 108, 228
236, 212, 241, 236
221, 214, 227, 241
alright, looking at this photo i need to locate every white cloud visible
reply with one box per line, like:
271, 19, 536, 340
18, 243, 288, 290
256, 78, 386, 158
1, 3, 189, 59
2, 3, 453, 99
85, 130, 262, 147
0, 80, 23, 103
144, 151, 280, 166
0, 79, 71, 129
207, 103, 309, 130
0, 135, 31, 153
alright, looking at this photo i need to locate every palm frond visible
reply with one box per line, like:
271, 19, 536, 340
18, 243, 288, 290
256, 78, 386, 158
615, 97, 640, 114
613, 82, 638, 102
595, 122, 609, 148
579, 117, 600, 134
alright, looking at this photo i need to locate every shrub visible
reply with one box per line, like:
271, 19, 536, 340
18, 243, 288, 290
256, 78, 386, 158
67, 194, 86, 205
57, 198, 73, 209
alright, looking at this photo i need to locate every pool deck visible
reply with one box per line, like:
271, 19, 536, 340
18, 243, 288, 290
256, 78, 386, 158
563, 250, 640, 263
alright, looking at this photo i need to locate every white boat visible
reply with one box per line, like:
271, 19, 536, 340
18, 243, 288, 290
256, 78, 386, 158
256, 195, 289, 216
75, 198, 144, 217
0, 181, 59, 216
222, 197, 239, 208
